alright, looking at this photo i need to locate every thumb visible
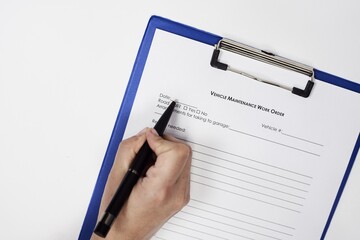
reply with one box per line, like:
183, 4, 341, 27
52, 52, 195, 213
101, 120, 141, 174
145, 128, 191, 184
146, 128, 172, 156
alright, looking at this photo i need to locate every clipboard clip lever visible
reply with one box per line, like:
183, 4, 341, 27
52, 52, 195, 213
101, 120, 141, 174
211, 39, 314, 98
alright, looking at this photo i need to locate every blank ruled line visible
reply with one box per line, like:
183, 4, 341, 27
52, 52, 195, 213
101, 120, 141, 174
281, 132, 324, 147
154, 237, 167, 240
180, 138, 313, 179
193, 150, 311, 185
193, 158, 309, 192
181, 210, 293, 237
229, 128, 320, 157
173, 216, 283, 240
192, 165, 306, 199
173, 216, 258, 240
190, 199, 296, 230
192, 180, 301, 213
191, 172, 306, 204
184, 206, 293, 236
166, 222, 231, 240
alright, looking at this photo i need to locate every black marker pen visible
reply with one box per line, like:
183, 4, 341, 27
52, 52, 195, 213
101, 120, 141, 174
94, 101, 176, 238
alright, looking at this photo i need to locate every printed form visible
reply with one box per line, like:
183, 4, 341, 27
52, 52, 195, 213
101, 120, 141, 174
122, 30, 360, 240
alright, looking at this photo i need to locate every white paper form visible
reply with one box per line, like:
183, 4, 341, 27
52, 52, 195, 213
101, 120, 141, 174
122, 30, 360, 240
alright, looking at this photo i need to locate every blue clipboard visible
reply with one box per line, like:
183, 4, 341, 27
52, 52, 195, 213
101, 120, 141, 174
79, 16, 360, 240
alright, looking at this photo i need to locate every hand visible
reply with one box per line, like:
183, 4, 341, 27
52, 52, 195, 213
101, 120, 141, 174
91, 128, 192, 240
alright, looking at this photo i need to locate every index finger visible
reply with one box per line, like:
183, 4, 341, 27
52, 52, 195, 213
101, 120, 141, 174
145, 129, 192, 185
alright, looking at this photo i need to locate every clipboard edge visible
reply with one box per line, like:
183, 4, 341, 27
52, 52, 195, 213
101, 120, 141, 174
321, 133, 360, 239
314, 69, 360, 93
78, 15, 222, 240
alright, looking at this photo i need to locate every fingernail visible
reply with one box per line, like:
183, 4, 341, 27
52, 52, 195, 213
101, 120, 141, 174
150, 128, 159, 136
136, 127, 148, 136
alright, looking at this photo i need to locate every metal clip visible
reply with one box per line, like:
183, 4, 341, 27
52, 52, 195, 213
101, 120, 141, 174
210, 39, 314, 98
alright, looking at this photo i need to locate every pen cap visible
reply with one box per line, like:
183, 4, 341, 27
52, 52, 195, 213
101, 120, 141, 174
94, 221, 110, 238
94, 212, 114, 237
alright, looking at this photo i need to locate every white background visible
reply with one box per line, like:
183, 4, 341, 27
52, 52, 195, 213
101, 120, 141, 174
0, 1, 359, 239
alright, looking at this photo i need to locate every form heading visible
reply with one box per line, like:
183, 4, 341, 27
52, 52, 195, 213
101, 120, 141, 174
210, 91, 285, 117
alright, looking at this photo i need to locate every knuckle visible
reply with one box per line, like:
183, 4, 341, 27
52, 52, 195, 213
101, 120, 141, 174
173, 143, 192, 159
173, 193, 190, 211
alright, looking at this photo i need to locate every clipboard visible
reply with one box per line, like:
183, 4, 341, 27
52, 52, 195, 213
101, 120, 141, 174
79, 16, 360, 240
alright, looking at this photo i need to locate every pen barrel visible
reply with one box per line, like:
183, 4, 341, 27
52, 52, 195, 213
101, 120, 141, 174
130, 142, 154, 176
106, 143, 154, 216
106, 170, 140, 214
94, 101, 175, 237
94, 143, 154, 237
94, 171, 139, 237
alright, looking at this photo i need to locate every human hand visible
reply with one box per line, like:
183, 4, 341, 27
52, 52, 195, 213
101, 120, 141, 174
91, 128, 192, 240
